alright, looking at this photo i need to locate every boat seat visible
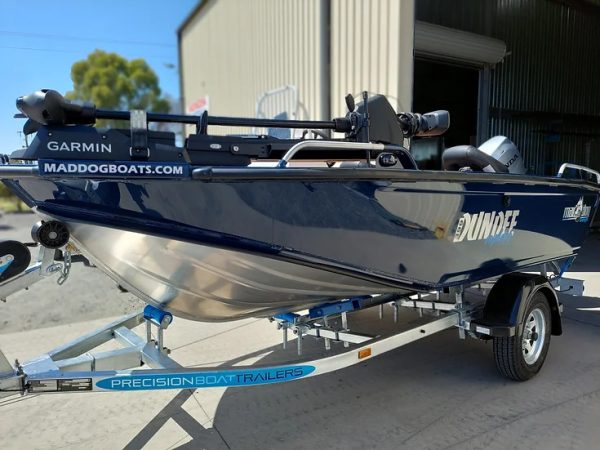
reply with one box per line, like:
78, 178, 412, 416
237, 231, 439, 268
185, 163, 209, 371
442, 145, 509, 173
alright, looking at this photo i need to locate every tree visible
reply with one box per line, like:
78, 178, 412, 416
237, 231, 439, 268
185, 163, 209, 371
0, 183, 26, 212
66, 50, 170, 116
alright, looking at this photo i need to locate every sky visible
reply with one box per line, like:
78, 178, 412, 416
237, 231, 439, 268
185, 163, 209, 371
0, 0, 198, 151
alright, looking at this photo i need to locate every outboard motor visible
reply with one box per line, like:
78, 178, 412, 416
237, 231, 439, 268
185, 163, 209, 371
442, 136, 525, 174
478, 136, 525, 175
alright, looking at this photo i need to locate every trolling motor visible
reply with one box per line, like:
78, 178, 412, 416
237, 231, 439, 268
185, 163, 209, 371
17, 89, 449, 142
350, 94, 450, 144
16, 89, 353, 133
17, 89, 96, 135
13, 89, 450, 168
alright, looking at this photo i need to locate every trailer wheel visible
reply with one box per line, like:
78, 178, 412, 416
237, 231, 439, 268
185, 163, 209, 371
493, 291, 551, 381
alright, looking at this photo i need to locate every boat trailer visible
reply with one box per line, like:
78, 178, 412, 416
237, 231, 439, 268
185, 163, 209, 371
0, 236, 585, 396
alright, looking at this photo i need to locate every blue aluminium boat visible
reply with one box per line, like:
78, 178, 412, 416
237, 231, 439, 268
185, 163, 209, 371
1, 89, 598, 321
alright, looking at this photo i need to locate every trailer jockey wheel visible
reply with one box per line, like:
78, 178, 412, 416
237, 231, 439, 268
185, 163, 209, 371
31, 220, 70, 249
0, 241, 31, 282
493, 291, 552, 381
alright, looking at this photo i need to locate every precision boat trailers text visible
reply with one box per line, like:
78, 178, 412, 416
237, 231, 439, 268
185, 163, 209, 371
38, 366, 315, 392
96, 366, 313, 390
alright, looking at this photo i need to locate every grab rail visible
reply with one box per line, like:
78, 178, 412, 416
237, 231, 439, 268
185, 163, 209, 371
277, 141, 383, 167
0, 164, 39, 178
557, 163, 600, 184
277, 141, 416, 168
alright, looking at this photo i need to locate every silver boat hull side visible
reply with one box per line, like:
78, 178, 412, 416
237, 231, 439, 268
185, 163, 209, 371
66, 222, 405, 321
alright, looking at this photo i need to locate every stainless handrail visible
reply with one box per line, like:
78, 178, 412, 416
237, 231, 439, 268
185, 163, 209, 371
0, 164, 39, 178
277, 140, 387, 167
557, 163, 600, 184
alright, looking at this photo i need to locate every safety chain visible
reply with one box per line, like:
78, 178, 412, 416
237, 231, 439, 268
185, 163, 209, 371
57, 250, 71, 285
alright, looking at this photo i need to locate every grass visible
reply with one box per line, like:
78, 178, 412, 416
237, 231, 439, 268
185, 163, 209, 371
0, 183, 31, 213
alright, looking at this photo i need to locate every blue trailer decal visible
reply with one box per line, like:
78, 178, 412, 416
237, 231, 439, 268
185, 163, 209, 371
0, 258, 13, 276
95, 365, 315, 390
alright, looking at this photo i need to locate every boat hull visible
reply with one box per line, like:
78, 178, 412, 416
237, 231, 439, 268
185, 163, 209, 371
66, 222, 405, 321
6, 170, 599, 321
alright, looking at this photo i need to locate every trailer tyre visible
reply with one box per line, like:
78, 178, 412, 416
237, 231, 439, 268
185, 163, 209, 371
493, 291, 551, 381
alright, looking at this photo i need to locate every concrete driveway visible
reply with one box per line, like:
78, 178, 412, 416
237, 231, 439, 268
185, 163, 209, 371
0, 213, 599, 449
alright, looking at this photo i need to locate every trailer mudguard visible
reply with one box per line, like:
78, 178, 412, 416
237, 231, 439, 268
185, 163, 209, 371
472, 273, 561, 337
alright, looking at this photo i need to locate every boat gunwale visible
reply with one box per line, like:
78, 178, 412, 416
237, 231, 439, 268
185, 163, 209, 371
1, 163, 600, 191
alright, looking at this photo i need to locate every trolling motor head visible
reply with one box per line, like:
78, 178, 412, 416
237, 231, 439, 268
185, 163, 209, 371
398, 110, 450, 138
16, 89, 96, 128
353, 94, 450, 144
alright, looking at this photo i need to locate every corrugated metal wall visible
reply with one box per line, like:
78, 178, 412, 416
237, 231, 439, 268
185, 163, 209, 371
330, 0, 414, 117
180, 0, 416, 131
179, 0, 324, 134
417, 0, 600, 175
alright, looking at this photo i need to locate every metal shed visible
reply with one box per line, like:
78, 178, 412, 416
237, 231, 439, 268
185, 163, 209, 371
178, 0, 600, 174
